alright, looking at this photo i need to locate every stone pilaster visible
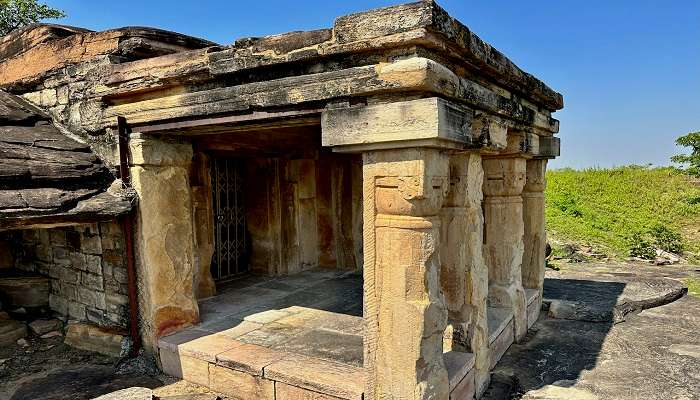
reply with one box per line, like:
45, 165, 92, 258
129, 133, 199, 353
522, 159, 547, 311
482, 157, 528, 342
439, 152, 490, 395
363, 148, 450, 400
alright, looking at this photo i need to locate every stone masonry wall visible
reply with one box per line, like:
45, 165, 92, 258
11, 221, 130, 329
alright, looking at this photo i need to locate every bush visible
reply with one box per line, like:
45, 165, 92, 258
649, 224, 684, 254
628, 233, 656, 260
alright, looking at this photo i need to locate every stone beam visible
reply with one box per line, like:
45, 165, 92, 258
362, 148, 450, 399
322, 97, 473, 152
100, 58, 557, 135
128, 133, 199, 353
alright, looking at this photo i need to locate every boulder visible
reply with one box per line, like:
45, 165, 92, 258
29, 318, 63, 335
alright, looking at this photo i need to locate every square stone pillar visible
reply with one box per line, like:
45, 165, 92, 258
439, 152, 490, 395
129, 133, 199, 353
362, 148, 450, 400
522, 159, 547, 314
482, 157, 528, 342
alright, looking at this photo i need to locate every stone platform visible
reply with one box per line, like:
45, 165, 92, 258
159, 269, 479, 399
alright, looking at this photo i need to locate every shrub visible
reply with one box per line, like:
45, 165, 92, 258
649, 224, 684, 254
628, 233, 656, 260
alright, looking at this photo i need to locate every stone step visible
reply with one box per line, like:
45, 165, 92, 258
525, 289, 541, 329
487, 307, 514, 370
444, 350, 476, 400
159, 307, 365, 400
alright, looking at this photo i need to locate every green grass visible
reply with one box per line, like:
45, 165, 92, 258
545, 166, 700, 260
684, 278, 700, 298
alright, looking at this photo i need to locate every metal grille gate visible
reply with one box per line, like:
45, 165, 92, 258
210, 157, 248, 281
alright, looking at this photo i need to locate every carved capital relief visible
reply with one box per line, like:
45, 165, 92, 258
374, 175, 448, 217
482, 157, 526, 198
524, 159, 547, 193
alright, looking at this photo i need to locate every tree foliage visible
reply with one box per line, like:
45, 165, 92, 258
0, 0, 64, 36
671, 131, 700, 177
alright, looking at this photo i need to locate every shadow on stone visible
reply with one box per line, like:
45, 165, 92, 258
10, 365, 162, 400
484, 275, 688, 399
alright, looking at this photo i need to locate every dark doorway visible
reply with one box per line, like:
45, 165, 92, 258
210, 156, 249, 282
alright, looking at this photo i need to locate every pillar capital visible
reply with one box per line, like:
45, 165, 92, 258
524, 158, 547, 193
129, 133, 193, 167
482, 157, 527, 198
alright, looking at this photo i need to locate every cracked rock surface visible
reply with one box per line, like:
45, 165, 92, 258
484, 262, 699, 400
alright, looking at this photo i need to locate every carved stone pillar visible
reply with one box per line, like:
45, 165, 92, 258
363, 148, 450, 400
522, 159, 547, 315
482, 157, 528, 342
439, 152, 490, 394
129, 133, 199, 353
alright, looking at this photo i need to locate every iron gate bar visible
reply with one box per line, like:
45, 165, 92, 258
211, 157, 248, 281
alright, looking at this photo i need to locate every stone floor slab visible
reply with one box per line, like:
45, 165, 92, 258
178, 334, 245, 362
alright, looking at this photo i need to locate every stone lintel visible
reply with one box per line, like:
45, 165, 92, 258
322, 97, 473, 153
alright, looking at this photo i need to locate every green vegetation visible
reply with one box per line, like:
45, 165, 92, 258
684, 278, 700, 298
671, 131, 700, 177
0, 0, 64, 36
545, 166, 700, 261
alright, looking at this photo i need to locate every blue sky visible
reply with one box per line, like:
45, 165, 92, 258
48, 0, 700, 169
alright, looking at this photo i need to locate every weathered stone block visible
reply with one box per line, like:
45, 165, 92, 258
180, 355, 210, 387
322, 97, 473, 151
179, 334, 244, 363
80, 234, 102, 255
82, 272, 104, 291
64, 322, 126, 357
113, 266, 129, 284
265, 354, 364, 400
129, 134, 194, 167
95, 291, 107, 311
68, 301, 86, 320
86, 307, 104, 324
29, 319, 63, 335
60, 281, 77, 300
216, 342, 285, 375
209, 364, 274, 400
85, 254, 102, 275
49, 294, 68, 314
60, 267, 80, 285
77, 287, 98, 307
275, 383, 344, 400
450, 368, 476, 400
69, 252, 87, 271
